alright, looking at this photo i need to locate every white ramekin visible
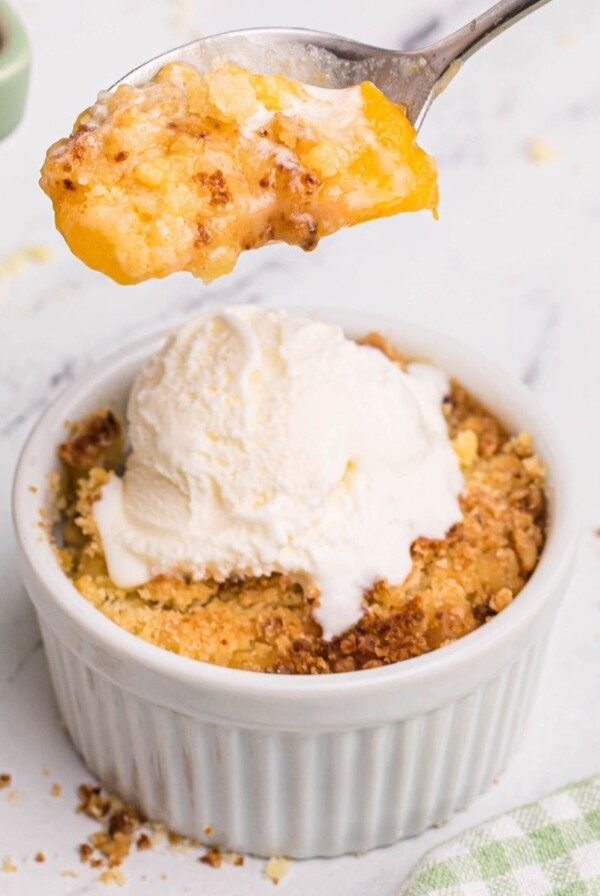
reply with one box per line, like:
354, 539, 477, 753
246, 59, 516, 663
13, 309, 578, 859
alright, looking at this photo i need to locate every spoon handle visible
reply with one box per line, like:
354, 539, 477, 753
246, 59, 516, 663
427, 0, 553, 75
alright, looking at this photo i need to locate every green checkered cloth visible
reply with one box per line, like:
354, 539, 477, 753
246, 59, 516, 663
401, 777, 600, 896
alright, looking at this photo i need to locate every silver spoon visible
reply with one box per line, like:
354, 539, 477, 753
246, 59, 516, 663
113, 0, 551, 129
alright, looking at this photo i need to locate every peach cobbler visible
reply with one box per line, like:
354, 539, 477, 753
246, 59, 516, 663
50, 310, 547, 674
40, 62, 437, 284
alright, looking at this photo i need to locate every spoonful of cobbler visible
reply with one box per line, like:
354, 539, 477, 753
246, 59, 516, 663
40, 0, 551, 285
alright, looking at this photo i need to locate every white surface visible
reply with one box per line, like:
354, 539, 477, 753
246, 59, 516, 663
0, 0, 599, 892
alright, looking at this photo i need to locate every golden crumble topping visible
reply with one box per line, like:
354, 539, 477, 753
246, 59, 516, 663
50, 335, 547, 674
40, 62, 437, 285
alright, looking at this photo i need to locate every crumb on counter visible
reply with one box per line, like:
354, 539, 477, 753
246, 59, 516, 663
98, 868, 126, 886
526, 138, 560, 164
264, 856, 290, 884
51, 783, 62, 797
2, 856, 17, 873
169, 0, 197, 38
0, 774, 12, 790
77, 783, 144, 869
34, 852, 46, 863
0, 244, 52, 282
26, 245, 53, 263
168, 833, 197, 855
200, 847, 223, 868
559, 31, 580, 47
149, 822, 167, 847
74, 783, 244, 879
79, 843, 94, 862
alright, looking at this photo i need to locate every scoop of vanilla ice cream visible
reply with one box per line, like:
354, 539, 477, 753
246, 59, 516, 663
93, 306, 464, 639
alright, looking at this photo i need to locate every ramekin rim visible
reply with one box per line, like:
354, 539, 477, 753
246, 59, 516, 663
12, 307, 579, 699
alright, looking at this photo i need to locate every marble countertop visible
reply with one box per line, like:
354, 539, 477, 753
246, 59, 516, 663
1, 0, 599, 892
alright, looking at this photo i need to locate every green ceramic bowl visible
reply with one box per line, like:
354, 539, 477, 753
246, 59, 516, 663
0, 0, 30, 139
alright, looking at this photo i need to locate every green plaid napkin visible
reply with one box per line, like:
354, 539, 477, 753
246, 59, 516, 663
401, 777, 600, 896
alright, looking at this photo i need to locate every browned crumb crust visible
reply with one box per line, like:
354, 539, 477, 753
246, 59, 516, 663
58, 409, 123, 474
52, 336, 547, 674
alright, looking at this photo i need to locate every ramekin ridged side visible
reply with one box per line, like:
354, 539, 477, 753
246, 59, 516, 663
13, 310, 579, 858
39, 618, 548, 857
